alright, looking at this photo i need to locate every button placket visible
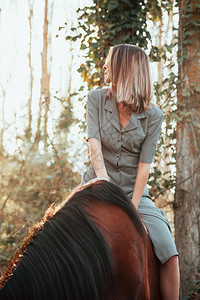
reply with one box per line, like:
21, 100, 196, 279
116, 132, 122, 173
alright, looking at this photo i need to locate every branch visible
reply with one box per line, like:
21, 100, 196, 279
2, 224, 26, 240
153, 157, 200, 200
47, 135, 65, 180
184, 272, 200, 281
0, 141, 36, 219
160, 45, 200, 109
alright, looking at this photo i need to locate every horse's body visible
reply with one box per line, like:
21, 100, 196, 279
0, 181, 161, 299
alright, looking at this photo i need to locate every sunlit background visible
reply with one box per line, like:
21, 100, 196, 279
0, 0, 178, 173
1, 2, 200, 298
0, 0, 91, 171
0, 0, 179, 228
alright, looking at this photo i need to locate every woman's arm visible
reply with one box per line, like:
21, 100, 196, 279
88, 138, 109, 180
131, 162, 151, 209
133, 108, 164, 209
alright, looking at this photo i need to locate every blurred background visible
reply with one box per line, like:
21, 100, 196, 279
0, 0, 199, 298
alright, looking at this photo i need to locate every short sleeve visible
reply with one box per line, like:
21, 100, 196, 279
86, 91, 101, 142
139, 107, 164, 164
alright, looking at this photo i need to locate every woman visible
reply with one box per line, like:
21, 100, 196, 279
81, 44, 179, 299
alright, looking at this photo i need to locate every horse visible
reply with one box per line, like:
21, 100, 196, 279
0, 180, 161, 299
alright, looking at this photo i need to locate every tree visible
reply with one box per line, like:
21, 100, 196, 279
25, 0, 34, 143
175, 0, 200, 297
35, 0, 52, 146
0, 84, 6, 155
147, 1, 177, 216
0, 0, 79, 271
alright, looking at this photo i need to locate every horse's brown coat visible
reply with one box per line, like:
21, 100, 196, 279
87, 201, 161, 300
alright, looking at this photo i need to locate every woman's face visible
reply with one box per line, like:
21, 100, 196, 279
103, 52, 112, 84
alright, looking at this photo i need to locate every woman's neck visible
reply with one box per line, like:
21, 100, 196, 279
117, 102, 132, 129
117, 102, 132, 115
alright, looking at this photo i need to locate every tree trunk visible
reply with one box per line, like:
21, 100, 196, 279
26, 0, 33, 143
154, 5, 175, 228
0, 86, 5, 155
57, 39, 74, 150
175, 0, 200, 297
35, 0, 50, 146
43, 0, 53, 146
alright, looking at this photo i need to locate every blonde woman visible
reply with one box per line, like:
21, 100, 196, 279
81, 44, 179, 299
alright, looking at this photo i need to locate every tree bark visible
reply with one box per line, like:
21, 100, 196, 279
35, 0, 50, 146
0, 86, 5, 155
175, 0, 200, 297
26, 0, 33, 143
43, 0, 53, 146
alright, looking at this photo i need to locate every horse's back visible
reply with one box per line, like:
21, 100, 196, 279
87, 199, 161, 299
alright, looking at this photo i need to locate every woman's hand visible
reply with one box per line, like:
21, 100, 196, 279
131, 162, 151, 209
86, 176, 110, 186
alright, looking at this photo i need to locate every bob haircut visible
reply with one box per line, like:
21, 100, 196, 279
107, 44, 153, 113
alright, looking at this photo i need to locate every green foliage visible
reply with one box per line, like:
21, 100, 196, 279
184, 276, 200, 299
54, 94, 77, 132
66, 0, 151, 89
178, 0, 200, 64
147, 0, 173, 20
0, 146, 80, 269
0, 93, 81, 271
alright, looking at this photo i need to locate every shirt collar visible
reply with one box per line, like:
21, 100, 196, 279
104, 96, 147, 132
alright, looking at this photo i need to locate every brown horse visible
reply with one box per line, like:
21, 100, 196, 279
0, 180, 161, 299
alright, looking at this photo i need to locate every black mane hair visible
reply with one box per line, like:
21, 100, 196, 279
0, 180, 146, 300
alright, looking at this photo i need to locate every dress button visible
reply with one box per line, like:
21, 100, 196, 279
116, 154, 120, 158
116, 167, 120, 172
118, 136, 121, 141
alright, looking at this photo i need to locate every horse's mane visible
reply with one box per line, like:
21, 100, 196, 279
0, 180, 146, 300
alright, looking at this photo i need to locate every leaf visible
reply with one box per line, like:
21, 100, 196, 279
77, 66, 86, 73
195, 86, 200, 92
108, 2, 119, 11
65, 35, 72, 40
185, 30, 195, 36
80, 43, 87, 50
182, 89, 191, 97
179, 111, 191, 117
79, 86, 85, 92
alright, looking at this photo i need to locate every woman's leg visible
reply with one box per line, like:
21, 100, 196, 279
160, 255, 180, 300
138, 208, 179, 299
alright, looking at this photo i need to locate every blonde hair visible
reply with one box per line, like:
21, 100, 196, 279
107, 44, 152, 113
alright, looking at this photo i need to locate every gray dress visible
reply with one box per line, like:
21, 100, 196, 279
81, 88, 178, 264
